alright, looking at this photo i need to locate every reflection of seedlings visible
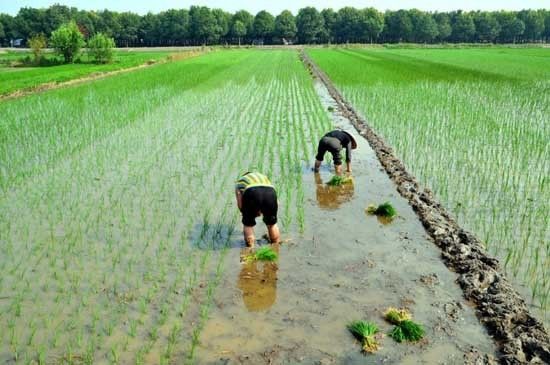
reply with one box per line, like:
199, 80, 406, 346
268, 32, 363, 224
384, 307, 425, 343
245, 247, 278, 262
366, 202, 397, 218
327, 175, 353, 186
347, 320, 380, 354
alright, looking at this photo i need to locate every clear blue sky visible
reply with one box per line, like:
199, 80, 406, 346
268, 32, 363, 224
2, 0, 549, 15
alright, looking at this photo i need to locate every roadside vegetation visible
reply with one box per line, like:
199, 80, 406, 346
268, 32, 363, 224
0, 50, 181, 95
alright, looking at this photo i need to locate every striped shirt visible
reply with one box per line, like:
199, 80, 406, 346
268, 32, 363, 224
235, 172, 273, 193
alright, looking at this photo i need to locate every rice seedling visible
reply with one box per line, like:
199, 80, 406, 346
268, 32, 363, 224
366, 202, 397, 218
347, 320, 380, 353
384, 307, 412, 324
389, 320, 425, 343
0, 49, 331, 361
327, 175, 353, 186
244, 246, 279, 263
383, 307, 425, 343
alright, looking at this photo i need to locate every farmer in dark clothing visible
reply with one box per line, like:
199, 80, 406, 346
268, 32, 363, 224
235, 172, 280, 247
313, 130, 357, 175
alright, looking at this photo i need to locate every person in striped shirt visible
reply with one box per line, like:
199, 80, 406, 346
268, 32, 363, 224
235, 172, 280, 247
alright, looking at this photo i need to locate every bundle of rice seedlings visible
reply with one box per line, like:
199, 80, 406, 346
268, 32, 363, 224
384, 307, 412, 324
244, 246, 278, 262
347, 320, 380, 353
383, 307, 424, 343
327, 175, 353, 186
389, 320, 424, 343
366, 202, 397, 218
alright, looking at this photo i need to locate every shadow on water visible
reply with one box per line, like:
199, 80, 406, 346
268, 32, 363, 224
189, 221, 242, 250
314, 173, 355, 210
237, 244, 280, 312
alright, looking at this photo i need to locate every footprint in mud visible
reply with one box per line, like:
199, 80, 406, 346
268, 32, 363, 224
238, 247, 279, 312
314, 174, 355, 210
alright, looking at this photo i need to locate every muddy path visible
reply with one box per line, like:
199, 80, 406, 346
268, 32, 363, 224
299, 50, 549, 364
193, 73, 507, 365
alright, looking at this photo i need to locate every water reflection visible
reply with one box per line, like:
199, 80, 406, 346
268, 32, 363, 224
315, 173, 355, 210
238, 245, 279, 312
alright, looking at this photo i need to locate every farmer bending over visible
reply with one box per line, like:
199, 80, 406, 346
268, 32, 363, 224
313, 130, 357, 175
235, 172, 280, 247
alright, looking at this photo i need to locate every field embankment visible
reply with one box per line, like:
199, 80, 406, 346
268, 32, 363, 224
301, 49, 550, 364
0, 49, 203, 98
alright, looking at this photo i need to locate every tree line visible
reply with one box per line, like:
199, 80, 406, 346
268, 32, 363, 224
1, 5, 549, 47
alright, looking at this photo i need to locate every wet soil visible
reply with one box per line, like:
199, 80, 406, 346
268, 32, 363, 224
300, 50, 549, 364
195, 67, 504, 364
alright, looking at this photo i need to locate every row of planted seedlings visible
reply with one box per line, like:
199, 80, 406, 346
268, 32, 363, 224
309, 48, 549, 320
0, 61, 265, 363
0, 49, 335, 364
343, 80, 549, 315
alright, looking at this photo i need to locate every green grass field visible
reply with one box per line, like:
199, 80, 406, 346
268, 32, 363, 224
0, 49, 331, 364
308, 47, 549, 319
0, 50, 178, 95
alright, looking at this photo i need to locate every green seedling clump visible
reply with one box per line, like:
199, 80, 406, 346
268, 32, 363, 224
347, 320, 380, 354
383, 307, 424, 343
327, 175, 353, 186
389, 320, 424, 343
245, 246, 278, 262
384, 307, 412, 324
366, 202, 396, 218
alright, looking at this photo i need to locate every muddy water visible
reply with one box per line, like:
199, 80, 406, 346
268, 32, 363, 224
195, 81, 496, 364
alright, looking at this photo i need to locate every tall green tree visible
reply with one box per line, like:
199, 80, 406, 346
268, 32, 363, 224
0, 14, 14, 45
189, 6, 216, 45
320, 8, 337, 43
14, 7, 46, 40
518, 10, 545, 41
434, 12, 452, 42
44, 4, 74, 35
158, 9, 189, 45
497, 11, 525, 43
212, 9, 231, 43
383, 10, 413, 42
138, 12, 161, 46
95, 10, 120, 39
451, 12, 476, 42
274, 10, 297, 43
74, 10, 95, 40
544, 11, 550, 42
473, 11, 500, 42
358, 8, 384, 43
50, 21, 85, 63
253, 10, 275, 43
296, 7, 325, 44
117, 12, 140, 46
414, 11, 439, 43
335, 7, 361, 43
231, 20, 246, 45
232, 10, 254, 43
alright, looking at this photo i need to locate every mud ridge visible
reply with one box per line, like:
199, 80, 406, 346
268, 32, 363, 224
300, 49, 549, 365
